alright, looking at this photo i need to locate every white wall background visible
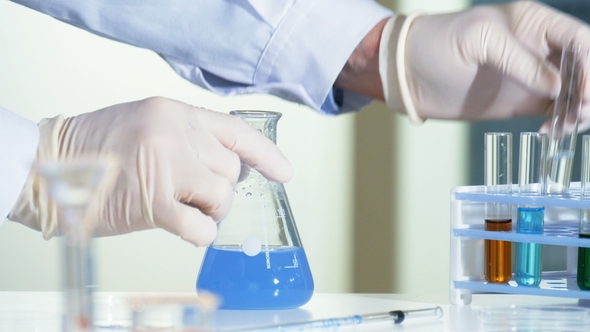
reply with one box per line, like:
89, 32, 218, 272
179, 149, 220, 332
0, 1, 354, 293
0, 0, 472, 297
386, 0, 470, 295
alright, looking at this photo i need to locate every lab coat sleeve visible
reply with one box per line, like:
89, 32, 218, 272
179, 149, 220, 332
9, 0, 393, 115
0, 106, 39, 225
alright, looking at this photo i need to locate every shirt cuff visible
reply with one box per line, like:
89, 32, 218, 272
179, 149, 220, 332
256, 0, 392, 113
321, 88, 374, 115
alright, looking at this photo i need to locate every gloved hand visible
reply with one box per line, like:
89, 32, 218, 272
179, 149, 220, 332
380, 1, 590, 131
8, 97, 293, 246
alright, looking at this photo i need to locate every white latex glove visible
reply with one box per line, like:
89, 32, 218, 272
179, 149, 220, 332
380, 1, 590, 131
8, 97, 293, 246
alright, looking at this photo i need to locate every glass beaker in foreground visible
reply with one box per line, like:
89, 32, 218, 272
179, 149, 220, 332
196, 111, 314, 310
515, 132, 546, 287
484, 132, 513, 284
37, 158, 117, 332
129, 293, 218, 331
545, 44, 588, 194
578, 135, 590, 290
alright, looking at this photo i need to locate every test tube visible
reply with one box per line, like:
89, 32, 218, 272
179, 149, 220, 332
545, 44, 588, 194
484, 132, 513, 284
515, 132, 546, 287
578, 135, 590, 290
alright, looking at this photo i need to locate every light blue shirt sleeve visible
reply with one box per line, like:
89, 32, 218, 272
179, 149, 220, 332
0, 106, 38, 223
10, 0, 393, 115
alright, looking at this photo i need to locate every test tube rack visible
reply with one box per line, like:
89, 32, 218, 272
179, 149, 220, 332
450, 182, 590, 305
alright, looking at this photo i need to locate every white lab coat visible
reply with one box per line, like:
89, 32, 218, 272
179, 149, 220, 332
0, 0, 392, 221
0, 106, 38, 224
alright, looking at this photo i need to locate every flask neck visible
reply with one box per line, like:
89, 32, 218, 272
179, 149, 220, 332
230, 110, 281, 143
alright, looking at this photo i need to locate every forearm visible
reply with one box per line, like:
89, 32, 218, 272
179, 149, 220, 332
11, 0, 392, 114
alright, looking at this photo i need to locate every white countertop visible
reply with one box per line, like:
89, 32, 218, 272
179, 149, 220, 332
1, 291, 590, 331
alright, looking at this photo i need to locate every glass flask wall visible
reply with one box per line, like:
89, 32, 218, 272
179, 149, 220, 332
196, 111, 314, 310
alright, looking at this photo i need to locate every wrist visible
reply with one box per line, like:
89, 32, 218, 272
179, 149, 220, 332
334, 17, 390, 101
381, 12, 426, 124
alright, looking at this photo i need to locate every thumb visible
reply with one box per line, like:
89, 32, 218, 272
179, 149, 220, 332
155, 202, 218, 247
578, 104, 590, 133
539, 118, 552, 134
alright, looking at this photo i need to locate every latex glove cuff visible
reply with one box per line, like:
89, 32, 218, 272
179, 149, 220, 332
379, 12, 426, 125
8, 115, 64, 239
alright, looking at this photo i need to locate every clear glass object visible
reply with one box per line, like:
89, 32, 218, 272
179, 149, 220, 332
196, 110, 314, 310
579, 135, 590, 290
129, 293, 218, 331
479, 305, 590, 331
36, 158, 115, 332
515, 132, 547, 286
484, 132, 513, 284
545, 44, 588, 194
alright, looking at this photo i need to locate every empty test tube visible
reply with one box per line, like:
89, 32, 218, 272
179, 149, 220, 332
578, 135, 590, 290
515, 132, 546, 287
546, 44, 588, 194
484, 132, 513, 284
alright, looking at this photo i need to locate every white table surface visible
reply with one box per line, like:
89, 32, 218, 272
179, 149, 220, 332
1, 291, 590, 331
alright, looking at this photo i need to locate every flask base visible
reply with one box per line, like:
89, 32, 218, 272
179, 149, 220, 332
197, 246, 314, 310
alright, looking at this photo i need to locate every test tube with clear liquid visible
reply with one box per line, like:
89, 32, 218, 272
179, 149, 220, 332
196, 111, 314, 310
484, 132, 513, 283
545, 44, 587, 194
578, 135, 590, 290
515, 132, 546, 286
36, 159, 115, 332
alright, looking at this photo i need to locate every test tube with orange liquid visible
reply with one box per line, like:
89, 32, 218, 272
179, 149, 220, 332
484, 132, 513, 283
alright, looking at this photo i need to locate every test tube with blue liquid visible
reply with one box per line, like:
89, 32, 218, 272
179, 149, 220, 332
578, 135, 590, 290
515, 132, 546, 286
484, 132, 513, 284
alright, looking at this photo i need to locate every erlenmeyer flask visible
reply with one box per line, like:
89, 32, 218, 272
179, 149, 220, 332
196, 110, 314, 310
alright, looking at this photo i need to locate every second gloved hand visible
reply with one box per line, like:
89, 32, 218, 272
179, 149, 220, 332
380, 1, 590, 129
8, 97, 293, 246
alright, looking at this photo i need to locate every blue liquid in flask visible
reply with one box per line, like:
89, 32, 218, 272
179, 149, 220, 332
515, 206, 544, 286
197, 246, 314, 310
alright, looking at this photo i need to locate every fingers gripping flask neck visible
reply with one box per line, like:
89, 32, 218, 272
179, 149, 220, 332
196, 111, 314, 310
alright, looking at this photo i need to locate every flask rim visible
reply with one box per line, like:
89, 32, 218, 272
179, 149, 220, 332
230, 110, 282, 119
